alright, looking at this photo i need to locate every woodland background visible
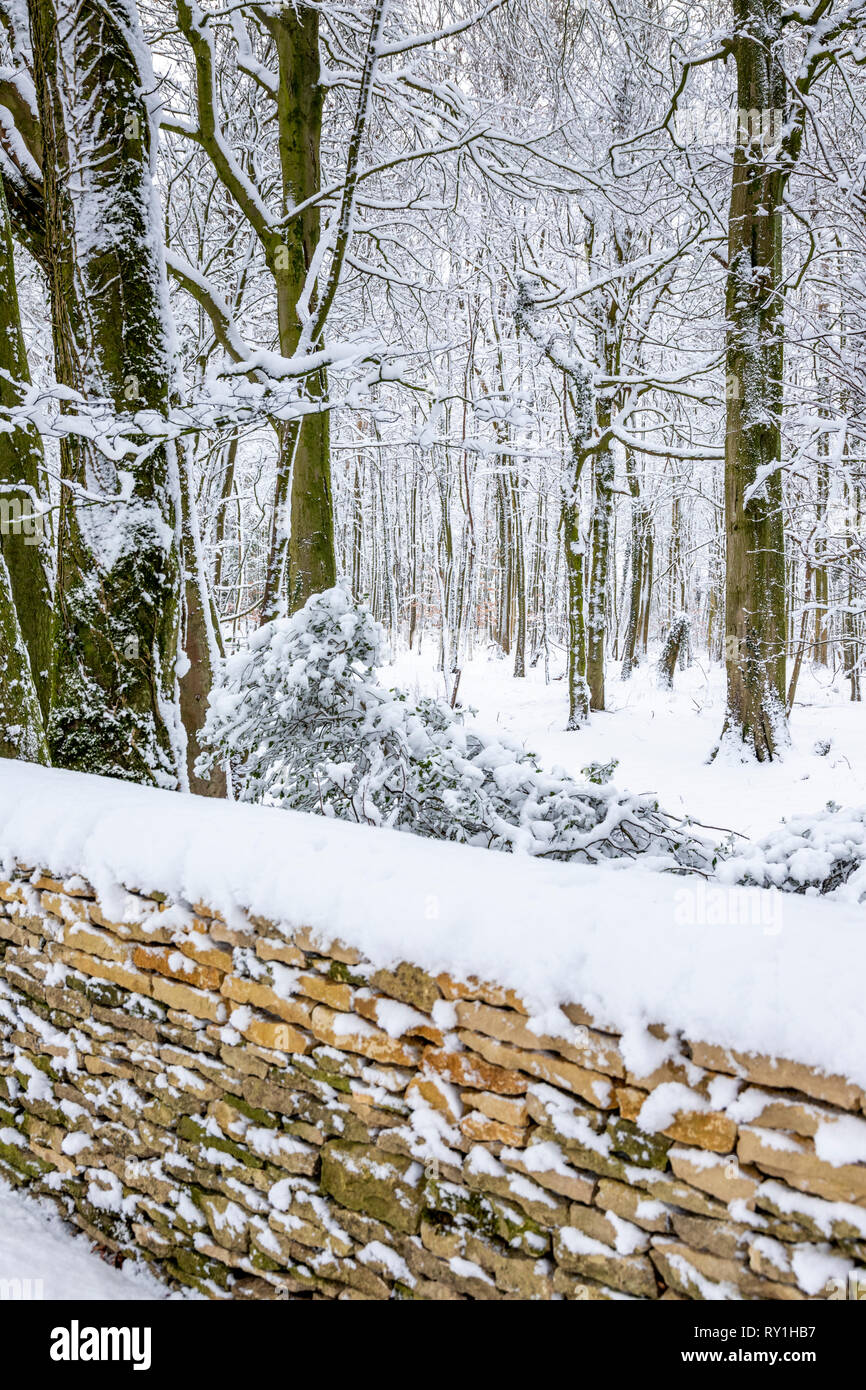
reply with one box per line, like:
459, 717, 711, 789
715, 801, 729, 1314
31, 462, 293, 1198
1, 0, 865, 807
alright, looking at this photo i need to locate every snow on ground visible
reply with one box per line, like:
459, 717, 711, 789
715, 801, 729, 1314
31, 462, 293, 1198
388, 646, 865, 843
0, 1180, 185, 1299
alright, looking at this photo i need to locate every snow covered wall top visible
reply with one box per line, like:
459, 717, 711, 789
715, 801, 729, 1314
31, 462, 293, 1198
0, 757, 863, 1093
2, 755, 866, 1302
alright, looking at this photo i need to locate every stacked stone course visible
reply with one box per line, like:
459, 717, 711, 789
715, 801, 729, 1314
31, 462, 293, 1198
1, 866, 864, 1300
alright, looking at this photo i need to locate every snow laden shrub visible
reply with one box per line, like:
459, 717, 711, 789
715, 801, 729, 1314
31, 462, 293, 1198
581, 758, 619, 786
198, 588, 714, 871
719, 803, 866, 901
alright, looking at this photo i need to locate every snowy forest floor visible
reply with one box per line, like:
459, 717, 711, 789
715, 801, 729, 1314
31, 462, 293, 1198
389, 646, 864, 843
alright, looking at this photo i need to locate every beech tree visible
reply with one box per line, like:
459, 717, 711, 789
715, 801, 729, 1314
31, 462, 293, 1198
0, 175, 52, 717
29, 0, 186, 783
0, 545, 47, 761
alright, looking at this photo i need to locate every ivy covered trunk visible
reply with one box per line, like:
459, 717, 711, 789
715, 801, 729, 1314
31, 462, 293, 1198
561, 347, 595, 730
721, 0, 789, 761
658, 613, 690, 691
29, 0, 184, 785
0, 177, 49, 761
0, 548, 48, 763
0, 176, 53, 720
260, 4, 335, 620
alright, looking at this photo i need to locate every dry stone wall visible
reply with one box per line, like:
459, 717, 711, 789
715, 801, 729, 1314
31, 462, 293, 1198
1, 865, 865, 1301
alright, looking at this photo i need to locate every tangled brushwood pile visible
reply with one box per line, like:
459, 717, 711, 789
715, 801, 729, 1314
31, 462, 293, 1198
720, 803, 866, 901
199, 588, 714, 873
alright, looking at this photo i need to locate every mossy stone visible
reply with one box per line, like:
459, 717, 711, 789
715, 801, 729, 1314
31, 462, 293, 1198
606, 1116, 671, 1170
321, 1140, 423, 1234
222, 1092, 279, 1127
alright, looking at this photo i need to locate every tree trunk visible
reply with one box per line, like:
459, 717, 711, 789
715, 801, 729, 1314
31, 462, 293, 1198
30, 0, 184, 785
407, 458, 418, 647
0, 178, 54, 721
213, 433, 239, 611
177, 444, 226, 797
786, 562, 812, 714
495, 469, 512, 655
813, 455, 829, 663
844, 478, 862, 701
657, 614, 690, 691
260, 6, 335, 619
620, 451, 646, 681
510, 468, 526, 677
639, 527, 653, 655
720, 0, 789, 761
669, 494, 685, 624
563, 485, 590, 729
0, 547, 48, 763
587, 445, 614, 710
351, 456, 364, 599
529, 488, 545, 666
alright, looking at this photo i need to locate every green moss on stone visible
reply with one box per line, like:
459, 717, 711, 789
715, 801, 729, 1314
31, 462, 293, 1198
222, 1092, 278, 1127
321, 1140, 423, 1235
606, 1116, 672, 1170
